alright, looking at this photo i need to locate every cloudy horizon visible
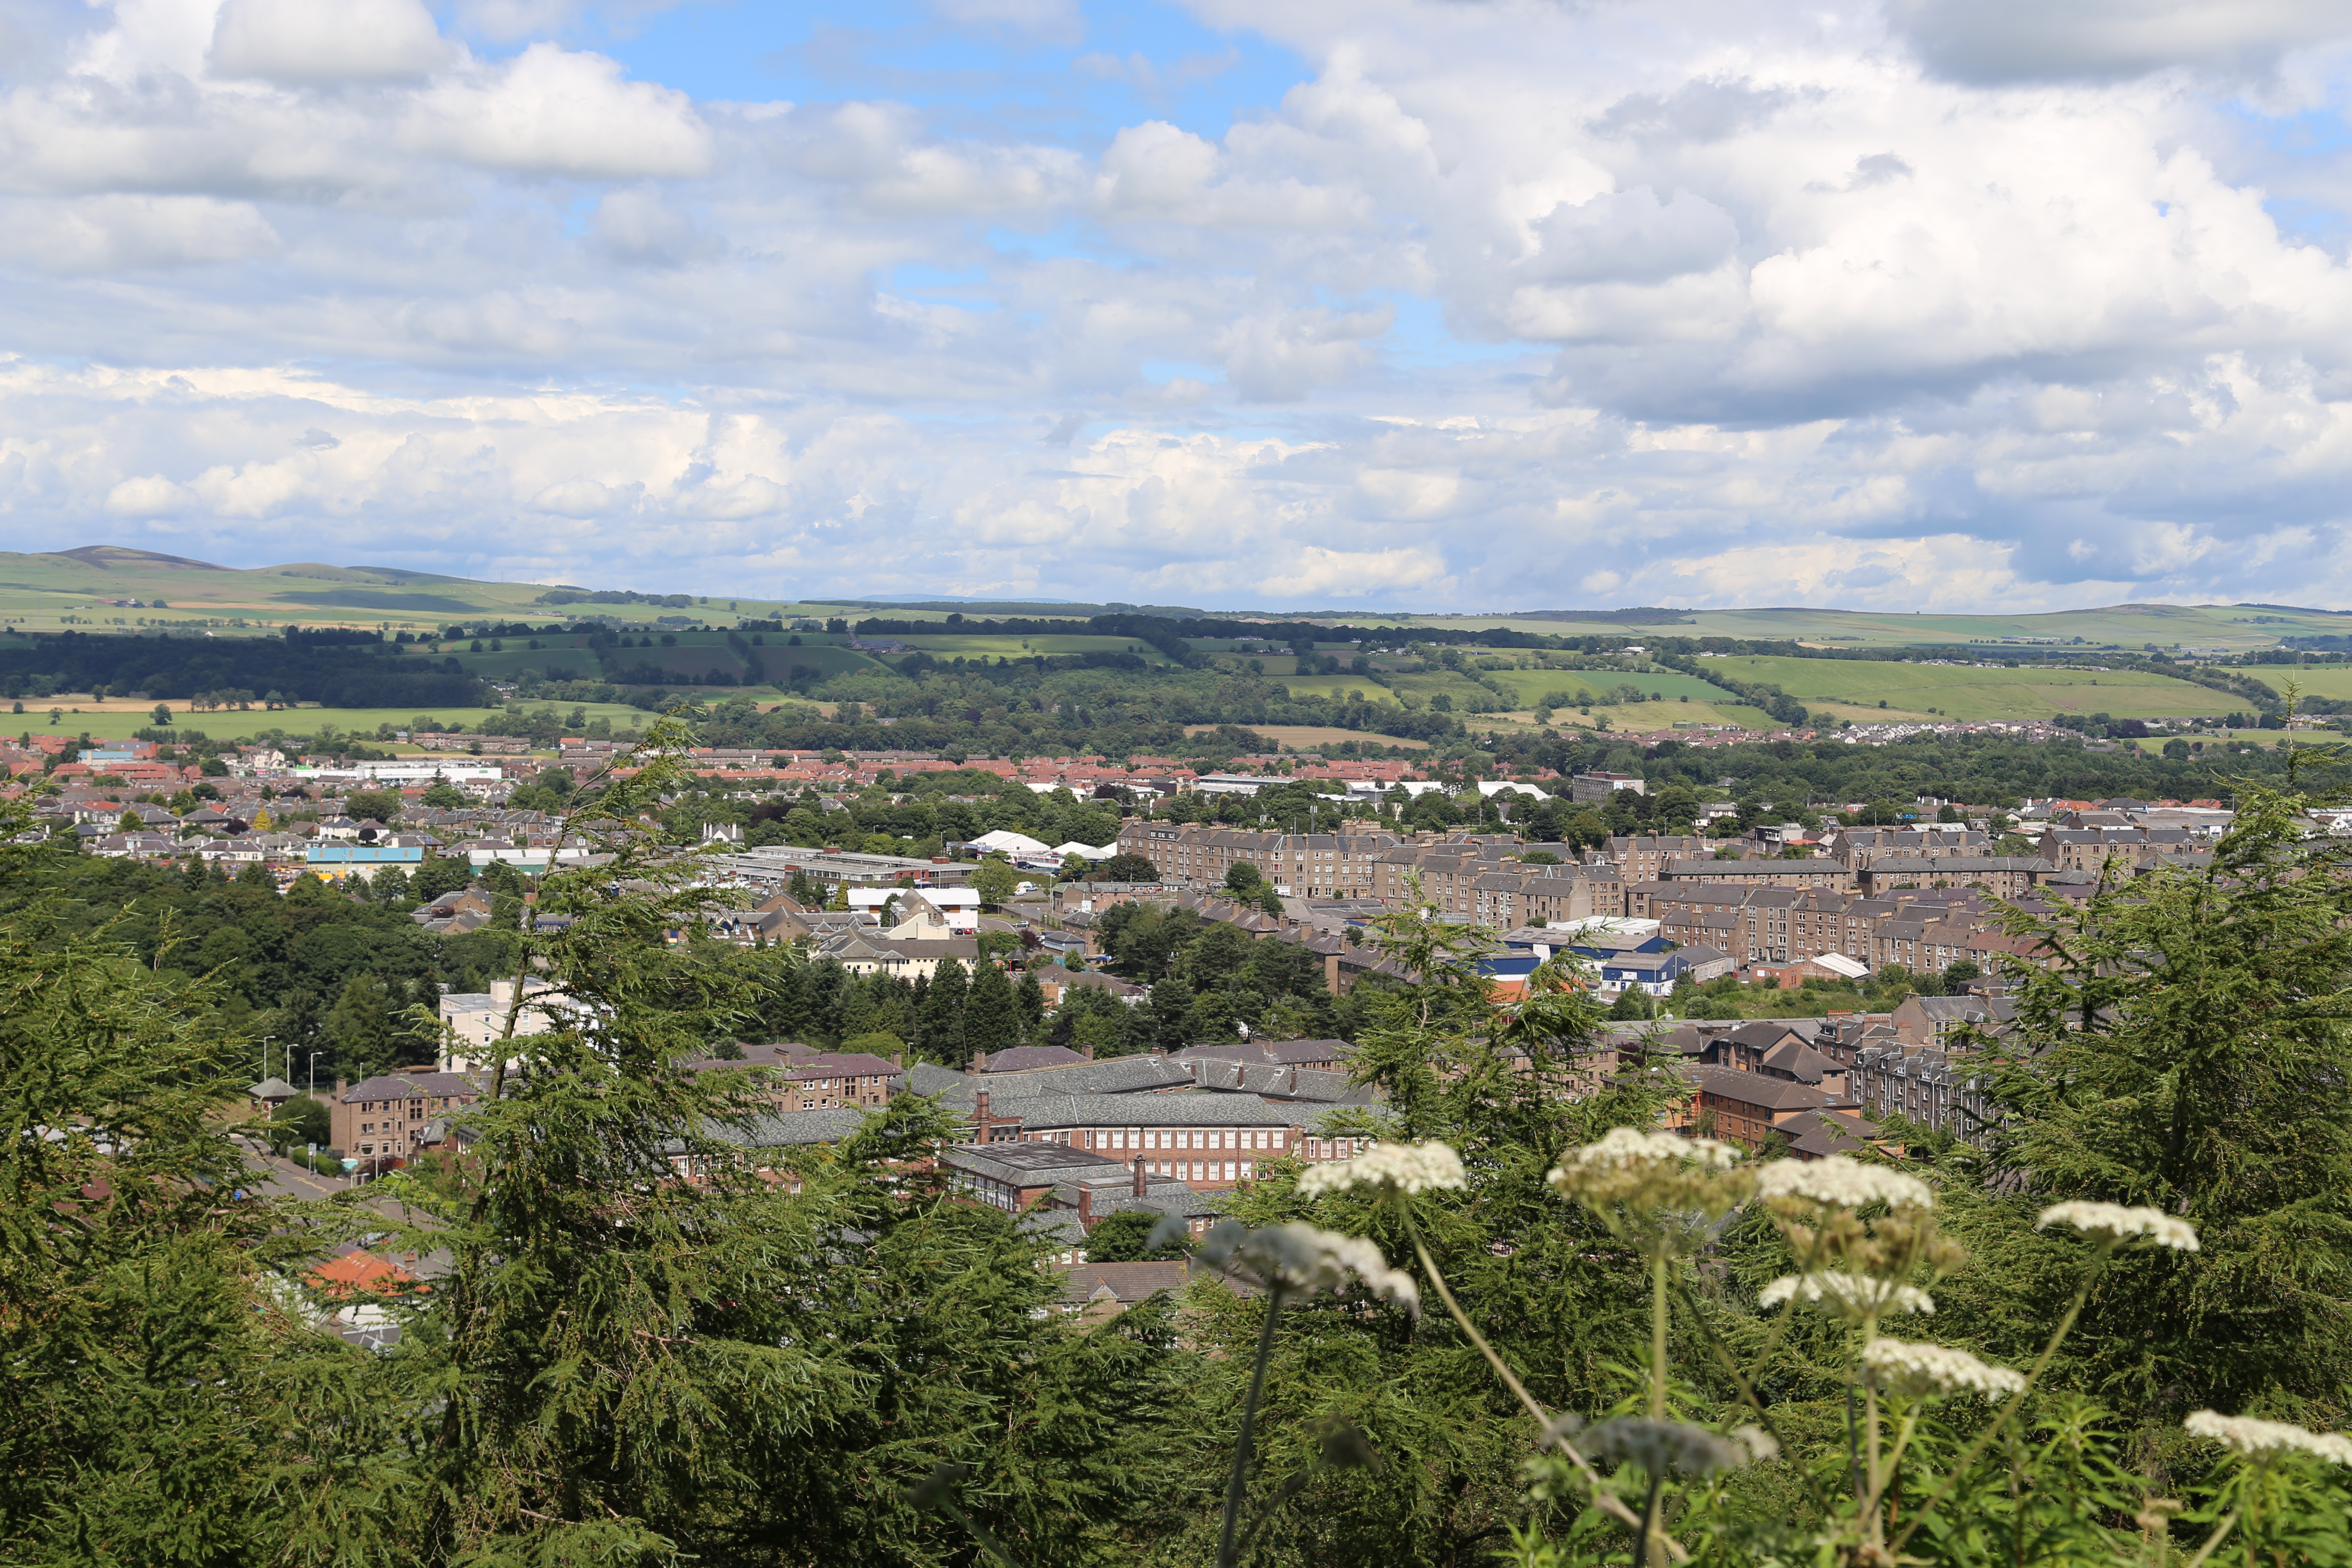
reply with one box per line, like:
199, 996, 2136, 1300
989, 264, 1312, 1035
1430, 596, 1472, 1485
2, 0, 2349, 611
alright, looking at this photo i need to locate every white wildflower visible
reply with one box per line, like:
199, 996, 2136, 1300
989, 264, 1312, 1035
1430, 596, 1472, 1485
1754, 1156, 1932, 1212
1730, 1425, 1779, 1464
2184, 1412, 2352, 1464
2036, 1202, 2199, 1253
1556, 1127, 1743, 1172
1862, 1338, 2027, 1400
1757, 1272, 1934, 1318
1194, 1219, 1420, 1315
1578, 1418, 1756, 1477
1296, 1140, 1467, 1198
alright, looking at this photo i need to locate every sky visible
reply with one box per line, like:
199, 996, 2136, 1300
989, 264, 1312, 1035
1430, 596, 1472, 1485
3, 0, 2352, 612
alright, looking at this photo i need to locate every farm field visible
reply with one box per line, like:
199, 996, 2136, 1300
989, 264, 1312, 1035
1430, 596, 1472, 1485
1472, 666, 1743, 706
1422, 603, 2352, 654
888, 634, 1180, 664
1474, 698, 1778, 734
1182, 723, 1430, 750
2251, 664, 2352, 701
1272, 674, 1402, 704
1701, 655, 2214, 722
7, 700, 658, 747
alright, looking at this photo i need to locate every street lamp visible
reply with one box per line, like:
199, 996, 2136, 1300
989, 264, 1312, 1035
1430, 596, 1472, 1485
260, 1034, 275, 1084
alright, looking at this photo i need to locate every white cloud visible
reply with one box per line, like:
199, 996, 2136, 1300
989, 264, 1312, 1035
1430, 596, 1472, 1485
404, 44, 710, 179
208, 0, 451, 84
3, 0, 2352, 610
1886, 0, 2350, 83
0, 194, 278, 272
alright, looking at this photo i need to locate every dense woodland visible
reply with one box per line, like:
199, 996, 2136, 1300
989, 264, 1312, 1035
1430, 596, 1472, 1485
7, 727, 2352, 1565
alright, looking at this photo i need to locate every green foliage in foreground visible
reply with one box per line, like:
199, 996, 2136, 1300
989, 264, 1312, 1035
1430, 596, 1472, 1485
5, 743, 2352, 1565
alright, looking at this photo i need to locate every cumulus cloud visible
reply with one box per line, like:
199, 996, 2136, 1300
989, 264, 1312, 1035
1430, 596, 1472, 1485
208, 0, 452, 84
0, 195, 278, 273
1886, 0, 2350, 84
404, 44, 711, 178
3, 0, 2352, 609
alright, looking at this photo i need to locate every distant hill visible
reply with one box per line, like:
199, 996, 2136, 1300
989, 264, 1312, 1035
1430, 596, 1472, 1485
0, 545, 2343, 656
53, 545, 228, 572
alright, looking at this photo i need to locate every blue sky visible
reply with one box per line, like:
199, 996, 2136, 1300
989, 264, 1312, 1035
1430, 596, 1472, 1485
2, 0, 2352, 611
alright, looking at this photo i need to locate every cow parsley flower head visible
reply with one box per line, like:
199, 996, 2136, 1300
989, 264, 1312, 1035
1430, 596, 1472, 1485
2036, 1202, 2199, 1253
1296, 1140, 1467, 1199
1754, 1156, 1932, 1212
2184, 1412, 2352, 1464
1193, 1219, 1420, 1315
1862, 1338, 2027, 1400
1576, 1418, 1758, 1477
1758, 1272, 1935, 1319
1557, 1127, 1745, 1173
1550, 1127, 1752, 1255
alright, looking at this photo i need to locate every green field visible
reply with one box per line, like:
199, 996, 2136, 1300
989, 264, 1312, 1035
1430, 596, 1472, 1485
1701, 655, 2214, 722
2256, 665, 2352, 701
888, 634, 1179, 665
1470, 666, 1740, 706
5, 700, 659, 747
1382, 603, 2352, 655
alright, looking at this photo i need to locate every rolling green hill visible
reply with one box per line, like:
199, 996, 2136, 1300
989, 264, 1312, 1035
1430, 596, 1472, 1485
1700, 654, 2217, 723
7, 546, 2347, 658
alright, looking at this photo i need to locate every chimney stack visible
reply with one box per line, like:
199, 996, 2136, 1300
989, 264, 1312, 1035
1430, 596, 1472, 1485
1132, 1155, 1148, 1197
974, 1088, 991, 1139
1081, 1039, 1094, 1060
970, 1050, 986, 1073
1077, 1183, 1093, 1226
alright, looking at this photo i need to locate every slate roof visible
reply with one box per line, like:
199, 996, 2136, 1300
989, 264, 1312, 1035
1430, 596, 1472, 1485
702, 1106, 871, 1147
1177, 1060, 1377, 1104
339, 1071, 487, 1104
1058, 1261, 1192, 1305
1170, 1039, 1352, 1069
979, 1044, 1091, 1072
923, 1055, 1198, 1102
1004, 1091, 1389, 1132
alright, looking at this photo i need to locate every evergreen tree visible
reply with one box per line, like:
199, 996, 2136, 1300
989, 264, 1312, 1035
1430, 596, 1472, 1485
1949, 777, 2352, 1420
1144, 974, 1193, 1050
962, 959, 1024, 1056
1014, 970, 1045, 1038
916, 959, 967, 1064
323, 971, 398, 1079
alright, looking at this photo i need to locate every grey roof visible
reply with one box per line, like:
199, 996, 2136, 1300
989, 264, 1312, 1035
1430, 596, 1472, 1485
1170, 1039, 1352, 1068
1179, 1060, 1377, 1103
940, 1140, 1132, 1187
249, 1077, 301, 1099
941, 1054, 1197, 1102
1058, 1261, 1193, 1304
1003, 1091, 1390, 1131
1084, 1185, 1230, 1225
703, 1106, 871, 1147
980, 1044, 1091, 1072
902, 1060, 971, 1098
339, 1070, 487, 1104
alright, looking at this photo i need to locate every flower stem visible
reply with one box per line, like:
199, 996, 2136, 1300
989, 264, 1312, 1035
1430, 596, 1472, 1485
1218, 1286, 1285, 1568
2182, 1511, 2239, 1568
1886, 1270, 2097, 1556
1651, 1253, 1670, 1421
